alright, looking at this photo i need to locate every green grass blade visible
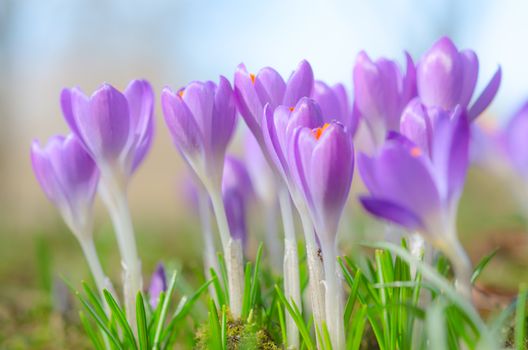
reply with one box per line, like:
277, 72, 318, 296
210, 268, 226, 307
208, 299, 222, 350
152, 270, 178, 350
471, 248, 499, 284
426, 299, 447, 350
241, 261, 252, 318
79, 310, 105, 350
103, 289, 137, 350
76, 291, 123, 349
136, 292, 149, 350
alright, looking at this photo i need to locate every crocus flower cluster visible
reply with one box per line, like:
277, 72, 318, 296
31, 36, 503, 350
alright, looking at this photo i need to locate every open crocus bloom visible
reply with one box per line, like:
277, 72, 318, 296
162, 76, 237, 189
31, 134, 99, 238
417, 36, 501, 120
359, 109, 469, 244
61, 80, 154, 185
235, 60, 314, 150
353, 51, 416, 148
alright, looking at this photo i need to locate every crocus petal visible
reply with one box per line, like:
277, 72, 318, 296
286, 97, 324, 138
401, 51, 417, 103
467, 66, 502, 120
283, 60, 314, 106
262, 104, 290, 179
222, 155, 253, 202
161, 88, 203, 156
234, 63, 264, 140
400, 98, 433, 156
505, 102, 528, 176
124, 80, 155, 173
312, 81, 349, 126
360, 197, 425, 231
223, 189, 248, 244
211, 76, 237, 159
417, 37, 463, 110
182, 81, 215, 153
458, 50, 479, 109
308, 124, 354, 239
85, 84, 131, 160
254, 67, 286, 110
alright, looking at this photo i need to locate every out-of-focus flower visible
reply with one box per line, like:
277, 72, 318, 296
234, 60, 314, 149
148, 264, 167, 309
417, 36, 501, 120
502, 102, 528, 177
244, 133, 275, 205
359, 112, 472, 298
353, 51, 416, 148
61, 80, 155, 185
289, 122, 354, 243
162, 76, 237, 189
312, 81, 358, 135
222, 156, 254, 246
31, 135, 99, 238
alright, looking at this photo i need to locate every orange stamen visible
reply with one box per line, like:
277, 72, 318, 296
289, 107, 295, 112
410, 147, 422, 157
312, 123, 330, 140
249, 73, 256, 84
178, 89, 184, 98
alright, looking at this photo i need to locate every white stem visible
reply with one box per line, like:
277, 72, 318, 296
78, 237, 114, 298
278, 187, 300, 349
265, 200, 282, 272
99, 176, 142, 329
299, 210, 326, 340
209, 189, 244, 317
197, 186, 220, 300
444, 238, 473, 301
321, 240, 345, 350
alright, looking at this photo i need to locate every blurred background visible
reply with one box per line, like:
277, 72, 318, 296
1, 0, 528, 347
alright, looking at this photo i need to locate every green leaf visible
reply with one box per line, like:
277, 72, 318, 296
76, 291, 123, 349
471, 248, 499, 284
274, 285, 314, 350
79, 310, 105, 350
103, 290, 137, 350
152, 270, 178, 350
208, 299, 222, 350
136, 292, 149, 350
209, 268, 226, 307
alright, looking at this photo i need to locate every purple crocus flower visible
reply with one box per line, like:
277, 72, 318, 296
502, 102, 528, 177
60, 80, 155, 183
360, 110, 469, 234
162, 76, 237, 188
312, 81, 358, 136
31, 135, 99, 237
222, 156, 254, 246
234, 60, 314, 150
148, 264, 167, 309
353, 51, 416, 148
289, 122, 354, 243
417, 36, 501, 120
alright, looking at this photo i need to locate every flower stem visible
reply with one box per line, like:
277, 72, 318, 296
278, 187, 300, 349
299, 210, 326, 339
321, 240, 345, 350
78, 237, 114, 299
197, 186, 220, 300
99, 175, 142, 329
265, 199, 282, 272
209, 189, 244, 317
444, 238, 473, 301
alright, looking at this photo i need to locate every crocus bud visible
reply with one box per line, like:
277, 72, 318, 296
31, 135, 99, 238
148, 264, 167, 309
234, 60, 314, 148
417, 36, 501, 120
60, 80, 155, 183
162, 76, 237, 188
312, 81, 357, 135
222, 156, 253, 246
353, 51, 416, 148
289, 122, 354, 242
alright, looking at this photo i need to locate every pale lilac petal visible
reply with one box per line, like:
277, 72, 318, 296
262, 104, 290, 179
467, 66, 502, 120
458, 50, 479, 109
223, 189, 248, 244
360, 197, 425, 231
182, 81, 215, 152
283, 60, 314, 106
400, 98, 433, 156
505, 102, 528, 176
285, 97, 323, 139
234, 63, 264, 139
254, 67, 286, 109
211, 76, 237, 158
148, 264, 167, 309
